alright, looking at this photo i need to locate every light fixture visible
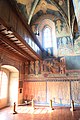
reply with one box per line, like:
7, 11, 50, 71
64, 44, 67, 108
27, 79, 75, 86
34, 31, 39, 36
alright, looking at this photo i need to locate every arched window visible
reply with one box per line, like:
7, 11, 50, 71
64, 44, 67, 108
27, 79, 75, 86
43, 26, 52, 48
0, 71, 8, 99
41, 20, 57, 56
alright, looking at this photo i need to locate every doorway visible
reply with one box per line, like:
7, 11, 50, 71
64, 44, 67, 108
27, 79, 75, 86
0, 65, 19, 109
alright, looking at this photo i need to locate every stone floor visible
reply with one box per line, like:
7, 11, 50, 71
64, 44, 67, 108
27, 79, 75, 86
0, 106, 80, 120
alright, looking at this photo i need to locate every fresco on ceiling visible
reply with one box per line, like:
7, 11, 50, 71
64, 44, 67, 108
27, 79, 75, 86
58, 0, 68, 16
57, 36, 73, 56
16, 0, 34, 16
17, 3, 28, 19
66, 56, 80, 70
33, 0, 58, 16
73, 0, 80, 33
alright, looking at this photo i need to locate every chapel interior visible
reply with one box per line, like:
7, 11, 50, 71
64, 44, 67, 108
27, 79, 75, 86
0, 0, 80, 119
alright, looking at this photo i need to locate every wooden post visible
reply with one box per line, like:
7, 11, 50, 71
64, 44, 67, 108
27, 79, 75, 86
32, 99, 35, 109
13, 102, 17, 114
49, 99, 54, 110
70, 100, 75, 111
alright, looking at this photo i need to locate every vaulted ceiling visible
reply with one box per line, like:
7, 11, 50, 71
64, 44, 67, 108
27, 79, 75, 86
16, 0, 75, 28
15, 0, 79, 40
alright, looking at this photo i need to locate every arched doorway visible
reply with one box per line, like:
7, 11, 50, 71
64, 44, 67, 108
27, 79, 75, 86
0, 65, 19, 109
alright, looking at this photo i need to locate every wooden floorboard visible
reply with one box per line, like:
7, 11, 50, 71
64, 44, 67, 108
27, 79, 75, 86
0, 106, 80, 120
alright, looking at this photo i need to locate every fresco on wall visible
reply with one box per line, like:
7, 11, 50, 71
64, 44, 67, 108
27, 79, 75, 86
55, 19, 70, 38
74, 37, 80, 54
29, 58, 65, 76
43, 58, 60, 73
66, 56, 80, 70
17, 3, 28, 19
57, 36, 73, 56
55, 19, 63, 34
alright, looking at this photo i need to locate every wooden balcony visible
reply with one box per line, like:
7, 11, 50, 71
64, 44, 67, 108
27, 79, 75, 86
0, 0, 43, 61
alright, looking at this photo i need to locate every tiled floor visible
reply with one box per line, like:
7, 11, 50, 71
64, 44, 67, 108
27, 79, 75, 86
0, 106, 80, 120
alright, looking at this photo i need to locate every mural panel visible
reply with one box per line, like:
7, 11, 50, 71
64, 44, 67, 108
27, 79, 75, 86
71, 81, 80, 104
55, 19, 70, 38
74, 37, 80, 54
47, 81, 70, 105
66, 56, 80, 70
57, 36, 73, 56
